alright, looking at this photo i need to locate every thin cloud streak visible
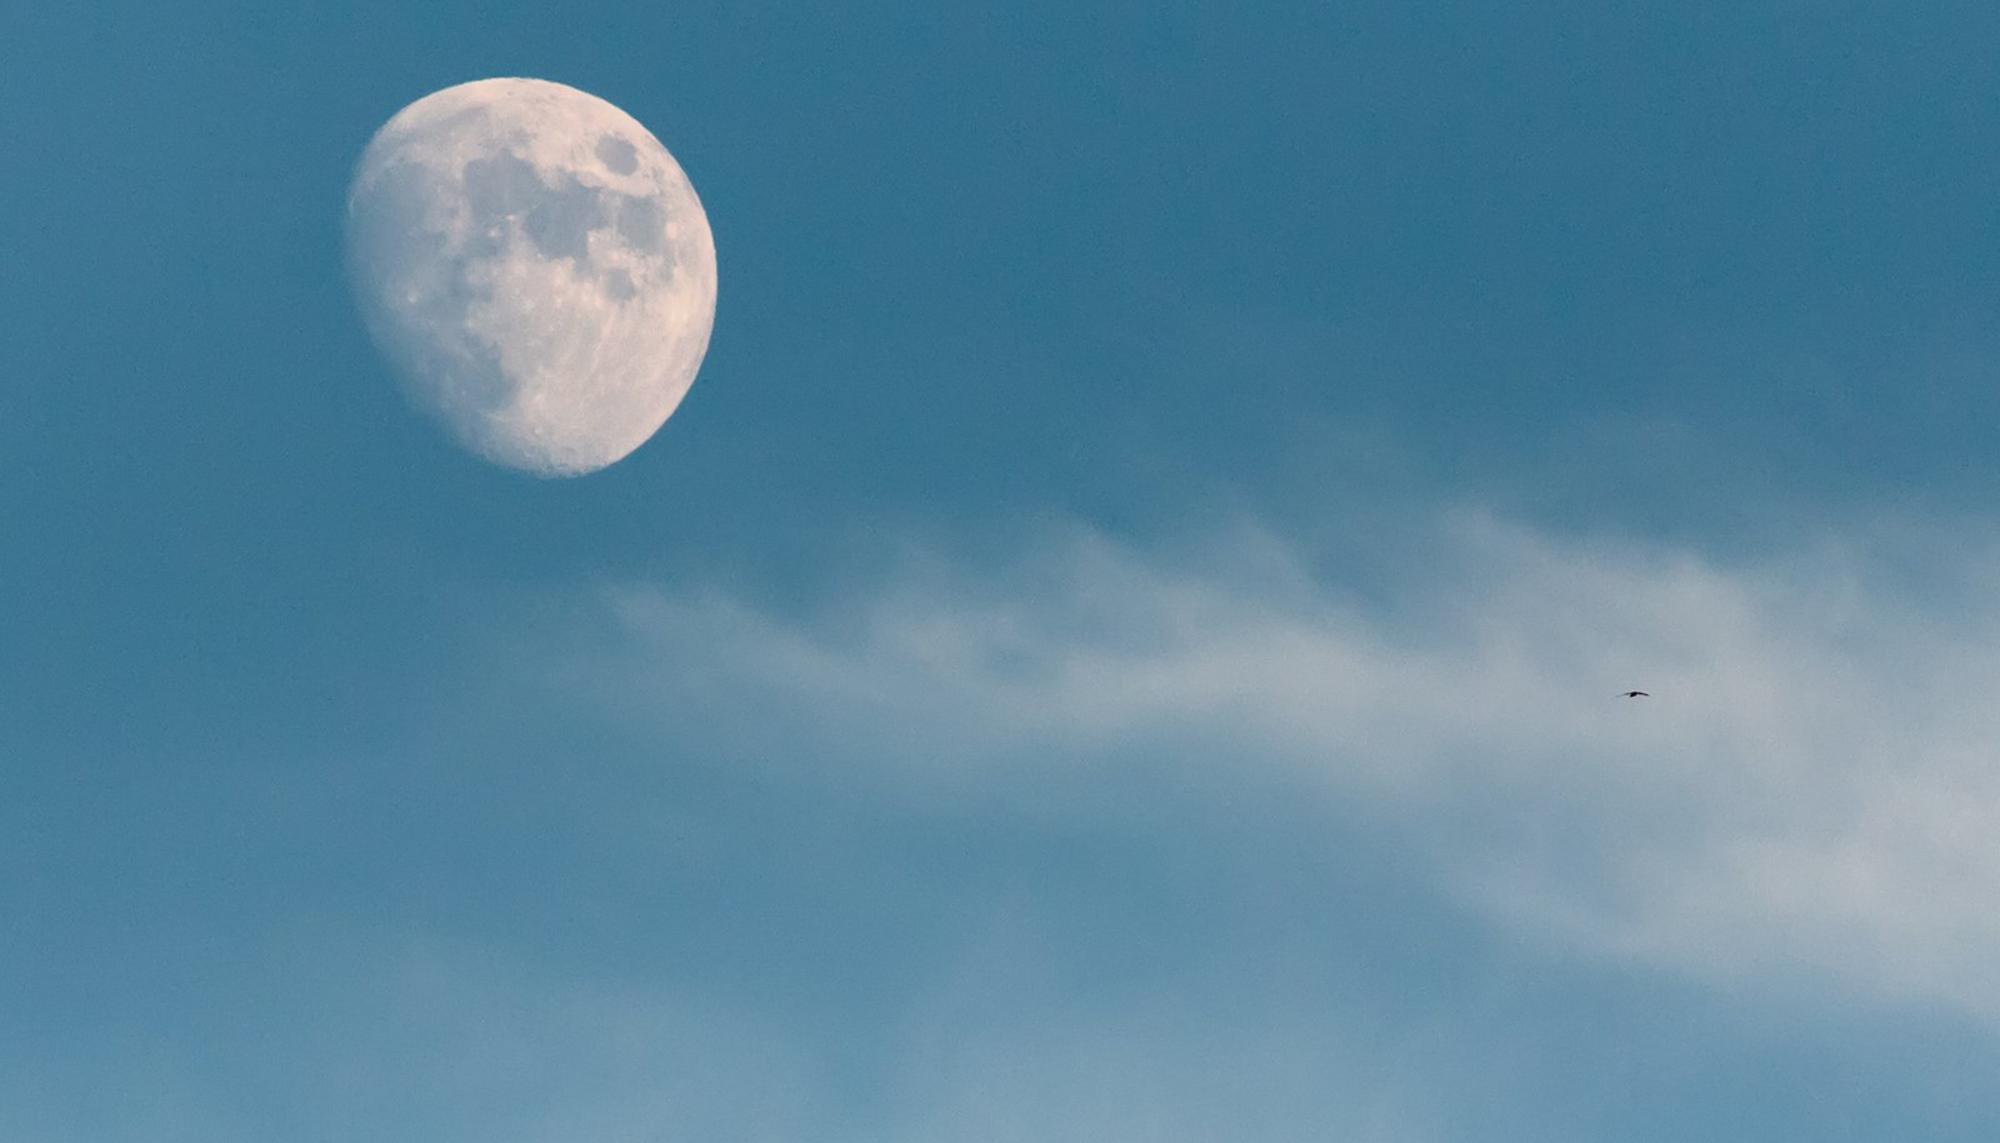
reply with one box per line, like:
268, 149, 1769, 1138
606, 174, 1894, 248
580, 511, 2000, 1023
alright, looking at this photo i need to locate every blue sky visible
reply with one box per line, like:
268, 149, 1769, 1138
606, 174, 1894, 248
9, 2, 2000, 1138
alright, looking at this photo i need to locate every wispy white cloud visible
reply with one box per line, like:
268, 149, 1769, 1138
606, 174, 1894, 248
21, 511, 1991, 1139
569, 510, 2000, 1023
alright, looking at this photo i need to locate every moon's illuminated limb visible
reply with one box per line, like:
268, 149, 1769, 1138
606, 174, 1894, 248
345, 78, 717, 476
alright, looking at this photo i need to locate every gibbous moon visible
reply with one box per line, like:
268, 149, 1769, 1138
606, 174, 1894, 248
345, 78, 717, 476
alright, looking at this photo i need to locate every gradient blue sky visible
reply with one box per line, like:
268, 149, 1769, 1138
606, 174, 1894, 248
9, 2, 2000, 1138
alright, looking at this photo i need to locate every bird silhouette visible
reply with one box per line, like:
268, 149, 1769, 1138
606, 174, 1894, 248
1620, 691, 1650, 698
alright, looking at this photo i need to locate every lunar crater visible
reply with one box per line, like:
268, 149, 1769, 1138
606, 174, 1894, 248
596, 134, 639, 174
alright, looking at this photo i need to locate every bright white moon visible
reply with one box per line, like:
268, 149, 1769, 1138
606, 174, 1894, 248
345, 78, 717, 476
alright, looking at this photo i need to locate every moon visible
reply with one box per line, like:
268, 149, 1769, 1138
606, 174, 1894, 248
345, 78, 717, 476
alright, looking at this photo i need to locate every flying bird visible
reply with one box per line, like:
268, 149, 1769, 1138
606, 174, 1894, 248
1620, 691, 1650, 698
